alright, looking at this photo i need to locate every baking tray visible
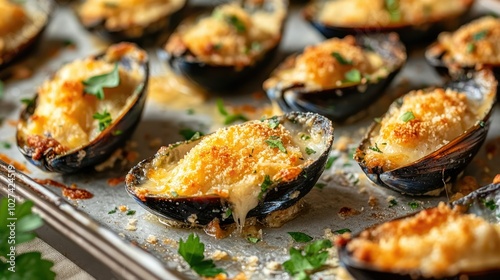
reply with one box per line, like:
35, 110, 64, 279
1, 1, 499, 279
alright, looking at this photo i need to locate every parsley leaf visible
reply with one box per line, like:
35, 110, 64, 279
389, 199, 398, 208
384, 0, 401, 22
483, 199, 497, 211
21, 97, 36, 108
288, 232, 313, 243
268, 116, 280, 129
225, 15, 246, 33
93, 110, 112, 131
126, 210, 136, 216
331, 52, 353, 65
265, 136, 287, 153
283, 239, 332, 279
369, 143, 383, 153
305, 147, 316, 155
258, 175, 273, 200
178, 233, 225, 277
472, 30, 488, 41
83, 63, 120, 100
333, 228, 351, 234
314, 183, 326, 189
108, 207, 117, 214
466, 43, 475, 53
344, 69, 362, 83
247, 237, 261, 243
1, 141, 11, 149
408, 201, 420, 210
179, 129, 204, 141
300, 134, 310, 141
400, 111, 415, 122
216, 98, 248, 125
325, 156, 338, 169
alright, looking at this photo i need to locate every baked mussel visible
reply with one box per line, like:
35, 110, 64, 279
161, 0, 287, 91
303, 0, 474, 44
425, 16, 500, 92
16, 42, 149, 173
336, 181, 500, 280
125, 112, 334, 228
76, 0, 186, 42
354, 69, 497, 196
264, 33, 406, 122
0, 0, 54, 70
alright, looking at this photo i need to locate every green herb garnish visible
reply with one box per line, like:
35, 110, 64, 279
374, 117, 382, 123
268, 116, 280, 129
305, 147, 316, 155
400, 111, 415, 122
126, 210, 136, 216
314, 183, 326, 190
472, 30, 488, 41
288, 232, 313, 243
258, 175, 273, 200
0, 199, 55, 279
0, 80, 4, 99
369, 143, 383, 153
186, 108, 195, 115
408, 201, 420, 210
247, 237, 261, 244
178, 233, 226, 277
265, 136, 287, 153
21, 97, 36, 107
344, 69, 362, 83
83, 63, 120, 100
466, 43, 475, 53
300, 134, 311, 141
389, 199, 398, 208
108, 207, 118, 214
171, 191, 179, 197
1, 141, 11, 149
331, 52, 353, 65
179, 129, 204, 141
483, 200, 497, 211
384, 0, 401, 22
93, 110, 112, 131
112, 130, 123, 136
333, 228, 351, 234
223, 209, 232, 219
325, 156, 338, 169
283, 239, 332, 280
225, 15, 246, 33
216, 98, 248, 125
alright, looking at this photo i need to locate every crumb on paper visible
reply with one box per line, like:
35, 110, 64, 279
211, 250, 229, 261
245, 256, 259, 272
118, 205, 128, 212
162, 238, 177, 246
263, 261, 281, 275
126, 218, 137, 231
107, 177, 125, 187
338, 207, 360, 220
118, 233, 125, 238
146, 235, 158, 244
368, 195, 378, 208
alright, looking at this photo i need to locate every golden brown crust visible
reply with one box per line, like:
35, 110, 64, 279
26, 135, 67, 160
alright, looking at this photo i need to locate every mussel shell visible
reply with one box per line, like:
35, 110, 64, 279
16, 43, 150, 173
355, 69, 497, 195
338, 182, 500, 280
265, 33, 406, 122
161, 0, 286, 91
125, 112, 334, 226
303, 0, 474, 45
75, 0, 186, 42
0, 0, 54, 70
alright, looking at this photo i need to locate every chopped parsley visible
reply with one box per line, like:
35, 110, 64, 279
400, 111, 415, 122
93, 110, 113, 131
225, 15, 246, 33
344, 69, 362, 83
178, 233, 226, 277
21, 97, 36, 107
466, 43, 475, 53
83, 63, 120, 100
283, 239, 332, 280
186, 108, 195, 115
314, 183, 326, 190
472, 30, 488, 41
268, 116, 280, 129
331, 52, 353, 65
288, 232, 313, 243
408, 201, 420, 210
179, 129, 204, 141
247, 237, 261, 243
223, 208, 232, 219
258, 175, 273, 200
483, 199, 497, 211
0, 80, 3, 99
384, 0, 401, 22
388, 199, 398, 208
305, 147, 316, 155
333, 228, 351, 234
300, 134, 311, 141
126, 210, 136, 216
1, 141, 11, 149
325, 156, 338, 169
368, 143, 383, 153
479, 120, 485, 128
112, 130, 123, 136
265, 136, 287, 153
108, 207, 118, 214
216, 98, 248, 125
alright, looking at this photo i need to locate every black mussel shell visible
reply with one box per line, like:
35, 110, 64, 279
160, 0, 287, 91
0, 0, 54, 70
338, 182, 500, 280
75, 0, 186, 42
303, 0, 474, 45
125, 112, 334, 226
16, 43, 149, 173
264, 33, 406, 122
355, 69, 497, 195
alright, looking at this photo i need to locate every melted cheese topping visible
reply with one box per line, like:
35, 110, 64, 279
78, 0, 184, 32
362, 88, 476, 171
264, 36, 386, 90
348, 203, 500, 278
138, 119, 313, 227
20, 45, 143, 151
318, 0, 470, 27
173, 2, 285, 67
438, 16, 500, 66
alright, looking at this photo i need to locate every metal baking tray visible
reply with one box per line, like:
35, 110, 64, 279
1, 1, 499, 279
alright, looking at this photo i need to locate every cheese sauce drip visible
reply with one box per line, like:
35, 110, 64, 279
142, 119, 309, 228
438, 16, 500, 66
362, 88, 476, 171
348, 203, 500, 278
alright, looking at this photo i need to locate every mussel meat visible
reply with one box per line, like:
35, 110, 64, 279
0, 0, 54, 70
337, 182, 500, 280
76, 0, 186, 42
426, 16, 500, 91
264, 33, 406, 122
161, 0, 287, 91
354, 69, 497, 195
125, 112, 334, 228
16, 42, 149, 173
303, 0, 474, 44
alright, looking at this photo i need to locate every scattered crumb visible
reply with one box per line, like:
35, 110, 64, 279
263, 261, 281, 275
146, 235, 158, 244
368, 195, 378, 208
494, 174, 500, 184
211, 250, 229, 261
107, 177, 125, 187
245, 256, 259, 272
338, 207, 360, 220
126, 218, 138, 231
162, 238, 177, 246
118, 205, 128, 212
118, 233, 125, 238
